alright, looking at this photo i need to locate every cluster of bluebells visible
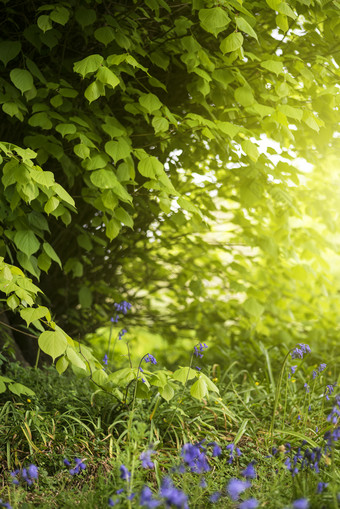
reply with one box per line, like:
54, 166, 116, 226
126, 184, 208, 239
226, 443, 242, 463
63, 457, 86, 475
112, 301, 132, 323
290, 343, 311, 360
140, 448, 156, 469
327, 393, 340, 424
312, 363, 327, 379
324, 382, 337, 401
144, 353, 157, 365
194, 342, 208, 358
11, 464, 38, 486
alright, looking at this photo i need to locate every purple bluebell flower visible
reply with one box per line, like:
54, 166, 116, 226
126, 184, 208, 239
0, 500, 12, 509
312, 370, 317, 379
292, 499, 309, 509
127, 493, 135, 500
291, 344, 311, 359
140, 449, 155, 469
160, 477, 189, 509
144, 354, 157, 365
118, 328, 127, 340
69, 458, 86, 475
103, 354, 108, 366
181, 443, 210, 473
120, 464, 131, 481
317, 482, 328, 493
195, 366, 202, 371
318, 363, 327, 372
226, 443, 241, 463
210, 492, 221, 502
114, 301, 132, 315
304, 383, 309, 393
239, 499, 259, 509
325, 383, 337, 401
241, 461, 256, 479
116, 489, 124, 495
11, 464, 38, 485
140, 486, 161, 508
200, 477, 207, 488
227, 478, 251, 501
291, 366, 297, 374
108, 498, 119, 506
63, 458, 71, 467
212, 443, 222, 457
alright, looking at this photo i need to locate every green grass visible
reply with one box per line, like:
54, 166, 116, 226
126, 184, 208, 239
0, 342, 339, 509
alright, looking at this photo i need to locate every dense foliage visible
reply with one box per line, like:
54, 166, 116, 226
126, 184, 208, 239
1, 0, 340, 370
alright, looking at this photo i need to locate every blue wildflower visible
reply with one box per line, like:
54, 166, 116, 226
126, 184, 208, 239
160, 477, 189, 509
140, 486, 161, 508
200, 478, 207, 488
108, 498, 119, 506
325, 383, 337, 401
0, 500, 12, 509
119, 328, 127, 340
226, 443, 242, 463
103, 354, 108, 366
210, 492, 221, 502
116, 489, 124, 495
114, 301, 132, 315
120, 464, 131, 481
69, 458, 86, 475
239, 499, 259, 509
292, 499, 309, 509
127, 493, 135, 500
241, 461, 256, 479
227, 479, 251, 501
318, 363, 327, 372
291, 344, 311, 359
317, 482, 328, 493
144, 354, 157, 365
140, 449, 155, 469
304, 383, 309, 393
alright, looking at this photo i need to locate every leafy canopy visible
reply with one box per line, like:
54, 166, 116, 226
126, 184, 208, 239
0, 0, 340, 372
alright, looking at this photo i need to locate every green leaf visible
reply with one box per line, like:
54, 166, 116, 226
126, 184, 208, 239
198, 7, 230, 37
244, 297, 264, 318
152, 116, 169, 133
14, 230, 40, 257
0, 379, 6, 393
159, 383, 174, 401
73, 54, 104, 78
261, 60, 284, 76
234, 86, 255, 107
173, 367, 197, 383
276, 13, 289, 32
199, 373, 219, 393
216, 121, 240, 139
90, 169, 119, 189
190, 377, 208, 400
37, 14, 52, 32
55, 123, 77, 137
50, 6, 70, 25
10, 69, 34, 94
56, 355, 69, 374
242, 140, 259, 162
30, 169, 55, 186
7, 294, 19, 310
92, 369, 109, 386
220, 32, 243, 54
84, 80, 104, 103
105, 138, 131, 162
94, 26, 115, 46
106, 218, 121, 240
138, 156, 163, 178
0, 41, 21, 66
8, 383, 35, 396
75, 6, 96, 28
28, 112, 52, 130
44, 196, 59, 214
20, 306, 50, 326
115, 207, 134, 228
66, 347, 86, 370
277, 2, 296, 19
74, 144, 90, 159
97, 66, 120, 89
43, 242, 62, 267
236, 17, 258, 40
139, 93, 162, 114
52, 183, 75, 208
38, 329, 68, 361
78, 286, 93, 308
279, 105, 302, 121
